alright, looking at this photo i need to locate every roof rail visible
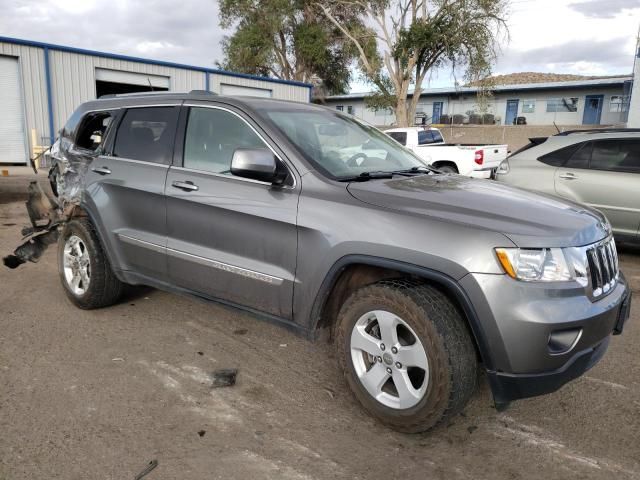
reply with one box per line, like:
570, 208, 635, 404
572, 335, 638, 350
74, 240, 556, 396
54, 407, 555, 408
555, 128, 640, 136
98, 91, 178, 99
189, 89, 217, 95
98, 90, 217, 99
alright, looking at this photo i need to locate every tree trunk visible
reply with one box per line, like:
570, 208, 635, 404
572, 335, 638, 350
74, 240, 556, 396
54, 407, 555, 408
395, 99, 409, 127
395, 79, 412, 127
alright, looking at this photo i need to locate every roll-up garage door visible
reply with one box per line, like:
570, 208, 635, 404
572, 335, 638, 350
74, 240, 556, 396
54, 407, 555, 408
0, 56, 27, 164
220, 83, 272, 98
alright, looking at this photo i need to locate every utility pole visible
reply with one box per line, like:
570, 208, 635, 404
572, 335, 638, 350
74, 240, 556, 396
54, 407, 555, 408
626, 24, 640, 127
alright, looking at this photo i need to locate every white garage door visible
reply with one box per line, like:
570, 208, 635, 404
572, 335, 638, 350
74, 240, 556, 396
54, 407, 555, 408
220, 83, 272, 98
0, 56, 27, 164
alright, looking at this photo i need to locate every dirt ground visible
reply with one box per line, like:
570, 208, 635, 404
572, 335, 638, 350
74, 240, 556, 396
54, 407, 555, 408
1, 170, 639, 480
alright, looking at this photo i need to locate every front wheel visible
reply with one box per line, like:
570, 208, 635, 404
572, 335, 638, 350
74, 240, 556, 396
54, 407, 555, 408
335, 280, 477, 433
58, 218, 123, 309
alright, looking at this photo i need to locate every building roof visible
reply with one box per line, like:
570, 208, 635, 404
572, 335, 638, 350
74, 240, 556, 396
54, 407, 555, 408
327, 75, 633, 101
468, 72, 630, 86
0, 35, 313, 90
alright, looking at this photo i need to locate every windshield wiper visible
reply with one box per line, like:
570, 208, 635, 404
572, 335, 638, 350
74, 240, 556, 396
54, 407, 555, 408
338, 167, 435, 182
339, 171, 395, 182
390, 166, 437, 175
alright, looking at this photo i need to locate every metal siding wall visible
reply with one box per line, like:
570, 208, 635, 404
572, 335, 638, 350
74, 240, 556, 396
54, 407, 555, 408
209, 73, 308, 102
49, 51, 206, 132
0, 42, 49, 152
1, 40, 307, 150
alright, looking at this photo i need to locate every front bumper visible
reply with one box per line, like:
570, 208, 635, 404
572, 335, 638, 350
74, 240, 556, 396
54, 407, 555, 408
460, 272, 631, 403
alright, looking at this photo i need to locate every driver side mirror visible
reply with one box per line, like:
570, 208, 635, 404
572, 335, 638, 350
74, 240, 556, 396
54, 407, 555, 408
231, 148, 288, 185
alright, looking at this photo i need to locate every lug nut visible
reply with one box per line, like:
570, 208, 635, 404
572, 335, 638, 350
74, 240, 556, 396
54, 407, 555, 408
376, 356, 382, 363
395, 362, 402, 369
386, 367, 392, 374
391, 347, 398, 354
380, 343, 385, 351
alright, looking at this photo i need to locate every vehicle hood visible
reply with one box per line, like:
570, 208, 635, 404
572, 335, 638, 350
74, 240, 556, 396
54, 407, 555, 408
347, 174, 609, 248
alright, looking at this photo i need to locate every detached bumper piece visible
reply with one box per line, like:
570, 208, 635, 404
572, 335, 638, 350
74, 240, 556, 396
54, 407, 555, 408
3, 181, 61, 269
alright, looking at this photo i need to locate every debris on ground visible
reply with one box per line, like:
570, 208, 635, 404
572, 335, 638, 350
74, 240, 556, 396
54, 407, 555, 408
210, 368, 238, 388
233, 328, 248, 335
197, 430, 206, 437
323, 388, 335, 399
134, 459, 158, 480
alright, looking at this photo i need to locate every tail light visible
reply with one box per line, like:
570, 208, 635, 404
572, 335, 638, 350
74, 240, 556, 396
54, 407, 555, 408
474, 150, 484, 165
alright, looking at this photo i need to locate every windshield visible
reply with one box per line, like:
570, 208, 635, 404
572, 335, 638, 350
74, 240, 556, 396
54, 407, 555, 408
262, 108, 427, 179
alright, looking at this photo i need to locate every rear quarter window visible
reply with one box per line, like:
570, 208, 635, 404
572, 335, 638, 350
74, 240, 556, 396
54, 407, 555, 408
75, 111, 114, 152
538, 142, 584, 167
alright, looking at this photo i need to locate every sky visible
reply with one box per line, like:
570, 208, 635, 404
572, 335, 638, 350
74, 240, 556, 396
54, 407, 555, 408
0, 0, 638, 93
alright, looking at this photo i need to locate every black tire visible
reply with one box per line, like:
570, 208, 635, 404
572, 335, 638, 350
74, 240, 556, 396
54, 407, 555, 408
437, 165, 457, 174
335, 280, 477, 433
58, 218, 123, 309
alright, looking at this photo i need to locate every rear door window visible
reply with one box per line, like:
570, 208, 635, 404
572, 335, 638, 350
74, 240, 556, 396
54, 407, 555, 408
113, 107, 179, 164
418, 130, 433, 145
387, 132, 407, 146
590, 139, 640, 173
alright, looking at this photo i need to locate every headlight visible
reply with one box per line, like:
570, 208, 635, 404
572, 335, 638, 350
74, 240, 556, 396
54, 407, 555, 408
495, 248, 572, 282
496, 160, 509, 175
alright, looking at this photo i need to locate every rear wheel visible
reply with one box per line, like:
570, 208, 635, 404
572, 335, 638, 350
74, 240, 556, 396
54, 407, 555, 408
335, 280, 477, 433
58, 218, 123, 309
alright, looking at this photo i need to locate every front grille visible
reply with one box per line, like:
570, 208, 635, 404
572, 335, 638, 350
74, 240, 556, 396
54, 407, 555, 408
586, 237, 618, 298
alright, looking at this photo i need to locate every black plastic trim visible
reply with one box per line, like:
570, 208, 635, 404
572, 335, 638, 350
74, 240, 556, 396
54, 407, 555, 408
487, 336, 611, 404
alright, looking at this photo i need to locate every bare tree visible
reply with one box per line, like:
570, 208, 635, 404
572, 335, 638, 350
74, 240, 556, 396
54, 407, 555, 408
316, 0, 509, 126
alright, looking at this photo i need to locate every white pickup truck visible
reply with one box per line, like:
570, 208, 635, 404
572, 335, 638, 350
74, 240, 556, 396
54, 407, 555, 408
385, 127, 508, 178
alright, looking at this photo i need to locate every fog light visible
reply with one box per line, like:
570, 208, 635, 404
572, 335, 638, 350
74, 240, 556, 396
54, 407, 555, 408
548, 328, 582, 355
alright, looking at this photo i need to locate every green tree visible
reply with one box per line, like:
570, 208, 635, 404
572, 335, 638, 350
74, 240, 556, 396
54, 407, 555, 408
219, 0, 366, 95
317, 0, 509, 126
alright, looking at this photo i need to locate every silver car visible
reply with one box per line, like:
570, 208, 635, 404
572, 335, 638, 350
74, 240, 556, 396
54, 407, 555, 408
496, 130, 640, 244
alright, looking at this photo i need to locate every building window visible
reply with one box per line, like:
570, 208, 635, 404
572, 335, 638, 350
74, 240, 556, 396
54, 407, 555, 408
336, 105, 344, 111
546, 98, 578, 113
347, 105, 355, 115
374, 108, 392, 116
610, 95, 629, 113
522, 100, 536, 113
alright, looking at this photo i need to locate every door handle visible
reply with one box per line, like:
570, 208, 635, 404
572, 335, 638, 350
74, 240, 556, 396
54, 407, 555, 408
92, 166, 111, 175
172, 180, 199, 192
559, 172, 578, 180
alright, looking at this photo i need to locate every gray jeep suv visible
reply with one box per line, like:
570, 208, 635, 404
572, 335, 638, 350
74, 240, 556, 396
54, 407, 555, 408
11, 91, 631, 432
